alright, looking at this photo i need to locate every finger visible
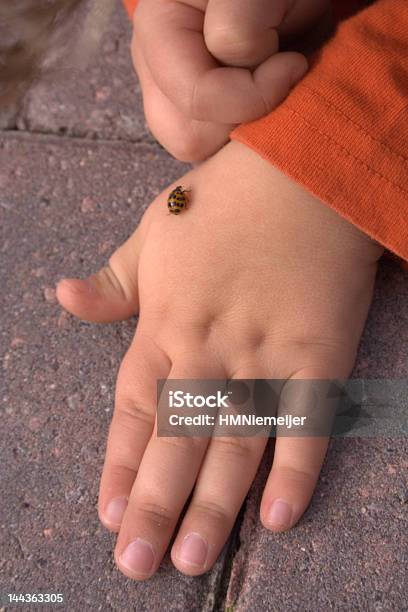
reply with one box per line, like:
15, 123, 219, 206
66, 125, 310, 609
194, 52, 308, 123
98, 330, 171, 531
204, 0, 285, 67
131, 30, 234, 162
261, 436, 328, 531
260, 371, 334, 532
136, 0, 307, 124
172, 366, 267, 575
56, 226, 142, 323
172, 437, 266, 575
115, 358, 225, 580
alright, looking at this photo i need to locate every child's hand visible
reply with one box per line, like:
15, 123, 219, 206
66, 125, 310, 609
57, 141, 382, 579
132, 0, 329, 162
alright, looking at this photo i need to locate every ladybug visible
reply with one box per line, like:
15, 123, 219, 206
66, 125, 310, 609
167, 185, 190, 215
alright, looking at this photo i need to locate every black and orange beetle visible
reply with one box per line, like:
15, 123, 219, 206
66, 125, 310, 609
167, 186, 190, 215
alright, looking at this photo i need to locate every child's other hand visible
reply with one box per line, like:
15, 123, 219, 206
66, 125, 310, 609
132, 0, 328, 162
57, 141, 382, 579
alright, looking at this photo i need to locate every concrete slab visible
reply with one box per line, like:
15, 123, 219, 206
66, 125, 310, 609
13, 7, 151, 143
1, 7, 407, 610
226, 260, 408, 612
2, 132, 406, 611
0, 133, 229, 611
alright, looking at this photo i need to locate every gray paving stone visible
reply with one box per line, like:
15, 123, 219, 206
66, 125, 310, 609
1, 135, 407, 612
13, 6, 151, 143
1, 5, 407, 602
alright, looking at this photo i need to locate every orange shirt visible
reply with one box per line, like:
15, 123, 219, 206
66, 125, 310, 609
124, 0, 408, 265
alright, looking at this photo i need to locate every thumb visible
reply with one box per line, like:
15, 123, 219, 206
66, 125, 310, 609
56, 229, 141, 323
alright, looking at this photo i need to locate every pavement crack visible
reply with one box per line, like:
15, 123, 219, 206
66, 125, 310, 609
12, 534, 27, 560
210, 500, 246, 612
0, 126, 159, 148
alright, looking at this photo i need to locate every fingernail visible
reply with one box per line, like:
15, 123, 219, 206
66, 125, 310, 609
178, 532, 208, 568
267, 498, 292, 529
119, 538, 155, 576
105, 497, 128, 525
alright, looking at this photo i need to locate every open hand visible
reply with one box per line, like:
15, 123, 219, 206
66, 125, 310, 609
57, 140, 382, 579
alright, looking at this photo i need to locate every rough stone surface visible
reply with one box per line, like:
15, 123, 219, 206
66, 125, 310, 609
0, 134, 226, 611
12, 7, 152, 143
1, 6, 407, 612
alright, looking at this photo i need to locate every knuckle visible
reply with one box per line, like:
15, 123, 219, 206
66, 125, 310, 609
159, 435, 204, 455
103, 462, 136, 483
99, 265, 129, 301
144, 114, 206, 162
275, 464, 317, 485
205, 26, 254, 62
167, 135, 207, 164
142, 92, 210, 161
191, 500, 230, 526
211, 436, 254, 460
115, 397, 155, 430
137, 501, 174, 530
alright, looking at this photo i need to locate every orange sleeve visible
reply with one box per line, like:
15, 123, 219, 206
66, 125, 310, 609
231, 0, 408, 263
123, 0, 137, 19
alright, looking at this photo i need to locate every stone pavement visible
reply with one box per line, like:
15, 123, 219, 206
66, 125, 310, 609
0, 7, 407, 612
